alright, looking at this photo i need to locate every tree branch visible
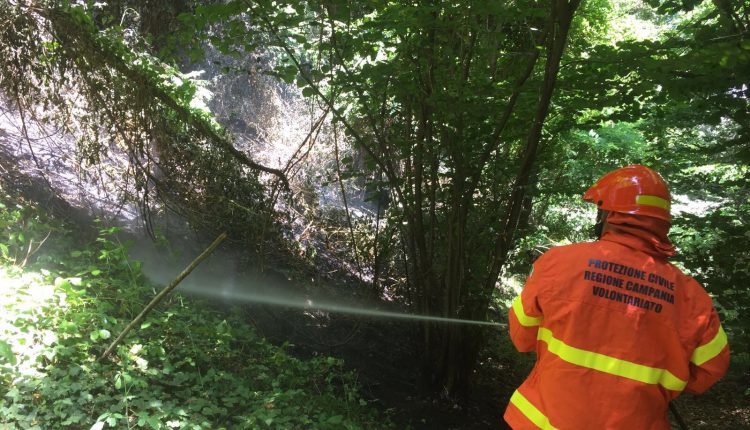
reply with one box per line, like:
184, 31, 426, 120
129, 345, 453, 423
99, 232, 227, 361
484, 0, 581, 293
48, 7, 289, 190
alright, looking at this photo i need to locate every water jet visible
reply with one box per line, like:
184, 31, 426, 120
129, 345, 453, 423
180, 284, 504, 328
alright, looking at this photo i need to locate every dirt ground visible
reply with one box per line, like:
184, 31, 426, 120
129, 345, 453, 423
671, 376, 750, 429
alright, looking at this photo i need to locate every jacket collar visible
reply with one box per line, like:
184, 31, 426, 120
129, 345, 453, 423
600, 212, 676, 259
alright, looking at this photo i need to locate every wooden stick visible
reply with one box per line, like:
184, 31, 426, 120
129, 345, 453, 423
99, 232, 228, 361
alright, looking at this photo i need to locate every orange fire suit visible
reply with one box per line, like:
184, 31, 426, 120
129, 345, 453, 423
504, 213, 730, 429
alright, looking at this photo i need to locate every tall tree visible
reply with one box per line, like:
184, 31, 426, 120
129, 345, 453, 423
179, 0, 583, 395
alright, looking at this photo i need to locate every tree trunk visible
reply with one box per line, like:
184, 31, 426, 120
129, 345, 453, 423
427, 0, 581, 398
485, 0, 580, 295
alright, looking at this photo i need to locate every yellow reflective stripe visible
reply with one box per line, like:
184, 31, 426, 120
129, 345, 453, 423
538, 328, 687, 391
691, 325, 728, 366
512, 295, 542, 327
510, 390, 558, 430
636, 195, 670, 210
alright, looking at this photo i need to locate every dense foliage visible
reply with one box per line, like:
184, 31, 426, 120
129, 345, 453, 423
526, 0, 750, 363
0, 0, 747, 410
0, 191, 388, 429
171, 0, 749, 392
174, 0, 593, 394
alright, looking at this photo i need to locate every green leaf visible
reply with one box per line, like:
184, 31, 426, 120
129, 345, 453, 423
114, 375, 122, 389
278, 65, 297, 84
302, 87, 315, 97
0, 340, 17, 365
327, 415, 344, 424
146, 416, 160, 429
60, 320, 78, 332
55, 277, 71, 289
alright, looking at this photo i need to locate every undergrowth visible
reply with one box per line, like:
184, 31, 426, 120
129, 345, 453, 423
0, 192, 390, 429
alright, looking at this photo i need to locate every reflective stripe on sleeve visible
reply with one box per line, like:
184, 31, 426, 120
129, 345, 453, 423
512, 295, 542, 327
691, 325, 728, 366
537, 328, 687, 391
635, 195, 670, 210
510, 390, 558, 430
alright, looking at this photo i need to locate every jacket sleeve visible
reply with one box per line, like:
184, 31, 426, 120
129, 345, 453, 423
508, 253, 550, 352
685, 293, 730, 394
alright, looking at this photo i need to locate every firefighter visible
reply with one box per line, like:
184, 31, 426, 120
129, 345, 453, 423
504, 165, 730, 429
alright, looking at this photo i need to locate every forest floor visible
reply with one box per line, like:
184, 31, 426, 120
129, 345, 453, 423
255, 304, 748, 429
242, 284, 514, 430
243, 253, 750, 430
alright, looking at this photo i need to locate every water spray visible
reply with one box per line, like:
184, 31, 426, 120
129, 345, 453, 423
181, 285, 505, 328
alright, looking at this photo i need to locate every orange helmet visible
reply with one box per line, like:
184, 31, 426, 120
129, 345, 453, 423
583, 165, 671, 222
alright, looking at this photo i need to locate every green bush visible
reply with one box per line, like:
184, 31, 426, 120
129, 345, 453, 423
0, 195, 389, 429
